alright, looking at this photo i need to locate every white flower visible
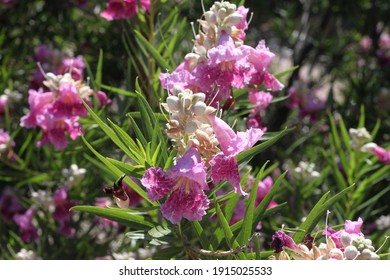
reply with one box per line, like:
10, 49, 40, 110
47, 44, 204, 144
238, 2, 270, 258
349, 127, 371, 150
62, 164, 87, 188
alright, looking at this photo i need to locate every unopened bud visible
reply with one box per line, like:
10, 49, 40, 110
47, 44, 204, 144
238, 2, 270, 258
166, 96, 181, 112
340, 232, 352, 248
223, 13, 243, 26
344, 245, 359, 260
192, 102, 207, 115
185, 121, 198, 134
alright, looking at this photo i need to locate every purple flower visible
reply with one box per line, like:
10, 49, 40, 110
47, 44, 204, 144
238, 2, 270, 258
14, 208, 40, 243
208, 114, 264, 195
271, 231, 301, 253
0, 187, 24, 222
141, 147, 209, 224
52, 187, 76, 237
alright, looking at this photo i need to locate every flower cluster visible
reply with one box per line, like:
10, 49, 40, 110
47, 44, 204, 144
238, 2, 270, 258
139, 2, 279, 224
100, 0, 151, 21
141, 89, 264, 223
21, 54, 110, 150
271, 217, 380, 260
160, 1, 283, 115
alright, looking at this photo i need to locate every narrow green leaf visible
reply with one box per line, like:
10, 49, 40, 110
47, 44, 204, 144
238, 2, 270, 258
134, 29, 171, 71
101, 84, 137, 97
237, 161, 269, 245
71, 206, 156, 229
82, 137, 152, 204
191, 221, 213, 251
95, 49, 103, 89
215, 198, 246, 259
237, 128, 290, 163
293, 184, 355, 243
252, 171, 287, 230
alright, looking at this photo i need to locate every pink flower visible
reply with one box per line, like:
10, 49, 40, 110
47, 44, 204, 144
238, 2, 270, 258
37, 114, 83, 150
0, 94, 8, 115
101, 0, 149, 21
14, 208, 40, 243
362, 143, 390, 165
141, 147, 209, 224
249, 89, 273, 111
59, 55, 85, 81
52, 82, 88, 118
208, 114, 264, 195
255, 176, 277, 209
371, 146, 390, 165
324, 217, 364, 249
20, 89, 54, 128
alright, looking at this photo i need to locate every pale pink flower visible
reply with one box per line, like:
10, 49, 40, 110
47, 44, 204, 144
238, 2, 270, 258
141, 147, 209, 224
208, 114, 264, 195
20, 89, 54, 128
324, 217, 364, 249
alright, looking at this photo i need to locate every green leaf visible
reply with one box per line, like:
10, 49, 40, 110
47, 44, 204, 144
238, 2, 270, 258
214, 197, 246, 259
293, 184, 355, 243
252, 171, 287, 230
95, 49, 103, 90
83, 100, 139, 161
237, 128, 290, 163
191, 221, 213, 251
148, 225, 171, 238
237, 161, 269, 245
101, 84, 137, 97
134, 29, 172, 71
71, 206, 156, 230
82, 137, 152, 204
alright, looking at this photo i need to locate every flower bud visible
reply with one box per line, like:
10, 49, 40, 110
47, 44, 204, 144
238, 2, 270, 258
204, 11, 217, 24
369, 252, 380, 260
192, 102, 207, 115
340, 232, 352, 248
329, 248, 343, 260
223, 13, 243, 26
192, 92, 206, 102
185, 121, 198, 134
344, 245, 359, 260
166, 96, 181, 112
360, 248, 372, 259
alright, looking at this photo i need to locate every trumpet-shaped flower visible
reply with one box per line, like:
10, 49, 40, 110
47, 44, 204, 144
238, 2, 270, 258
208, 114, 263, 195
141, 147, 209, 224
